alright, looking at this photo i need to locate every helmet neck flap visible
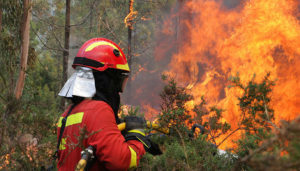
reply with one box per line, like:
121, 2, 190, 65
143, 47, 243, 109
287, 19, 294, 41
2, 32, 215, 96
92, 69, 124, 123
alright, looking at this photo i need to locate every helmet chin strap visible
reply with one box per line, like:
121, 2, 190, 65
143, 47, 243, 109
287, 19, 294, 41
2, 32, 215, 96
58, 67, 96, 98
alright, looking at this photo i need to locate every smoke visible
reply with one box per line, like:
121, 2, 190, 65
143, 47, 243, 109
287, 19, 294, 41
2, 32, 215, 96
121, 1, 183, 113
121, 0, 245, 113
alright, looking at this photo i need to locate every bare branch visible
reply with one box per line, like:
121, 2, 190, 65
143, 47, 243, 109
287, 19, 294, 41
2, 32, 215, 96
263, 95, 279, 131
217, 127, 241, 148
31, 26, 65, 52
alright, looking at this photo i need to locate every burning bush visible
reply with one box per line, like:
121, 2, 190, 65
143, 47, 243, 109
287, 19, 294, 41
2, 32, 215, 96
139, 75, 237, 170
138, 74, 300, 171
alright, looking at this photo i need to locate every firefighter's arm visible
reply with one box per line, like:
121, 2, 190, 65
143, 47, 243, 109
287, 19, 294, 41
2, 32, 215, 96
85, 105, 145, 170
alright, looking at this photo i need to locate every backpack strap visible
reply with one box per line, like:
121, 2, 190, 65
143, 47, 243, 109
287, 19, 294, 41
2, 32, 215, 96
53, 104, 77, 160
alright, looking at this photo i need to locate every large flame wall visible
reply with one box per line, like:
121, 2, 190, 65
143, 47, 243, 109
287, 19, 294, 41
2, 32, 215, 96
157, 0, 300, 148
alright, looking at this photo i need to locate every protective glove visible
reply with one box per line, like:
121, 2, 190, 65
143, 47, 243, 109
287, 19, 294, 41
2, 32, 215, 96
124, 116, 146, 134
124, 116, 162, 155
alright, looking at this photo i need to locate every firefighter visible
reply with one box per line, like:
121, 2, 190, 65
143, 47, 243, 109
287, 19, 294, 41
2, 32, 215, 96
56, 38, 157, 170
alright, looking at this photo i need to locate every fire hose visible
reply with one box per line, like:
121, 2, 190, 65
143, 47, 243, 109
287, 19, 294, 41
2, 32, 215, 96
75, 121, 169, 171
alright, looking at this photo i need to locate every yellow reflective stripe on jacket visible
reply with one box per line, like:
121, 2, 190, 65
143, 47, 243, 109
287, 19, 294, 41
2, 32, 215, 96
57, 112, 84, 127
59, 138, 67, 150
128, 129, 145, 136
128, 146, 137, 169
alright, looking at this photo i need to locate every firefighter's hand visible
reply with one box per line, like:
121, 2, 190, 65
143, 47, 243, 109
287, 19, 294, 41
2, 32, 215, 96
124, 116, 162, 155
124, 116, 146, 133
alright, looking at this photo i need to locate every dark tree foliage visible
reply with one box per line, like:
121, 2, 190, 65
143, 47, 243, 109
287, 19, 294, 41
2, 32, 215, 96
159, 74, 193, 138
226, 73, 276, 169
230, 73, 275, 134
193, 99, 231, 146
139, 75, 236, 170
140, 73, 300, 171
230, 73, 300, 171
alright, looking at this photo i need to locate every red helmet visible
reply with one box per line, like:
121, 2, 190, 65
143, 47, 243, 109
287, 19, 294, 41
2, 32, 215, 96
72, 38, 130, 72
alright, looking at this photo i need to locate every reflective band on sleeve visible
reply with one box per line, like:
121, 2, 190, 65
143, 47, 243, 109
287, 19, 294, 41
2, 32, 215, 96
57, 112, 84, 127
128, 146, 137, 169
128, 129, 145, 136
116, 63, 130, 71
136, 136, 149, 148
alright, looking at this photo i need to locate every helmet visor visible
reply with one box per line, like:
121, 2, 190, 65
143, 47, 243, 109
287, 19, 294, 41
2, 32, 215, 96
120, 73, 129, 93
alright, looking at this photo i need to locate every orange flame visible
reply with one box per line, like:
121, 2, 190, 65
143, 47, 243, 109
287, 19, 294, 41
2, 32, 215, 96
159, 0, 300, 149
142, 103, 159, 121
124, 0, 138, 28
0, 153, 10, 169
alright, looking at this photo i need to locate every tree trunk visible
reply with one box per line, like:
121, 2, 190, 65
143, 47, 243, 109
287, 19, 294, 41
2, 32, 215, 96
126, 0, 133, 104
60, 0, 71, 109
14, 0, 32, 99
0, 2, 2, 32
127, 0, 133, 66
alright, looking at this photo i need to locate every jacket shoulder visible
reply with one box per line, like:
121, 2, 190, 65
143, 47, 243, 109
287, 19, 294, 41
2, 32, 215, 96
79, 100, 115, 121
80, 100, 112, 112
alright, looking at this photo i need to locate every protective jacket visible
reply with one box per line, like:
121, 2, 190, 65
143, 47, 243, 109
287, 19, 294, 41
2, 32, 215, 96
57, 99, 145, 170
